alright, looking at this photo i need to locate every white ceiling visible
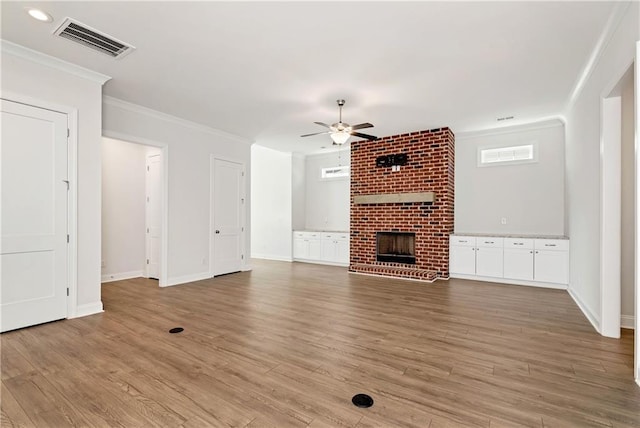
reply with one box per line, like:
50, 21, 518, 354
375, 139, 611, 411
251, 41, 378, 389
1, 2, 615, 154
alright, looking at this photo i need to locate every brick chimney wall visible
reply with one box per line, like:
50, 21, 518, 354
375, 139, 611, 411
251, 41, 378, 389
350, 128, 455, 281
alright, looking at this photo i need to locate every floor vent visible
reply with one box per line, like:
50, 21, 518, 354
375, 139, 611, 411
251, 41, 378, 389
54, 18, 135, 59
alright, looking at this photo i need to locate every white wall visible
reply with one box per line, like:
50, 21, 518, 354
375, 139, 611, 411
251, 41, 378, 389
305, 150, 350, 231
101, 138, 146, 281
565, 2, 638, 330
251, 145, 293, 261
455, 120, 565, 236
1, 46, 105, 315
620, 66, 635, 326
292, 155, 306, 230
102, 97, 252, 286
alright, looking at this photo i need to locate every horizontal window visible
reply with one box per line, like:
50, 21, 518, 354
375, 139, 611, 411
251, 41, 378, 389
478, 143, 537, 167
321, 165, 350, 179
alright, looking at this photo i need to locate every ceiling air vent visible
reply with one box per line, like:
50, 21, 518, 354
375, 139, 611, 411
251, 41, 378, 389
54, 18, 135, 59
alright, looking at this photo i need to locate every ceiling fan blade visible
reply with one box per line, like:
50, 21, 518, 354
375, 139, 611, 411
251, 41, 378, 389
351, 132, 378, 141
351, 122, 374, 130
301, 131, 331, 137
314, 121, 331, 128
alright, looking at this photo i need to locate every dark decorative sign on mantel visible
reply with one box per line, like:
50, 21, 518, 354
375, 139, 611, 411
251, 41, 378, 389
376, 153, 408, 167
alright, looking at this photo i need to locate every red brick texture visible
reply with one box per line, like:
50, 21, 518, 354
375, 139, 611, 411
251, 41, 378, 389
350, 128, 455, 281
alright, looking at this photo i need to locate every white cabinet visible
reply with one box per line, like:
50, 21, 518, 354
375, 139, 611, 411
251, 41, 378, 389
450, 236, 476, 275
293, 231, 321, 260
293, 231, 349, 266
450, 234, 569, 288
450, 236, 503, 278
503, 238, 534, 280
533, 239, 569, 284
475, 238, 503, 278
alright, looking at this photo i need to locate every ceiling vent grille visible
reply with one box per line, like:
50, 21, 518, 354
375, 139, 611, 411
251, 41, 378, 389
54, 18, 135, 59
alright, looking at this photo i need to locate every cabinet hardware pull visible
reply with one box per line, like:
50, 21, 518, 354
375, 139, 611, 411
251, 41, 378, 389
485, 241, 494, 244
530, 251, 533, 254
514, 243, 523, 246
459, 240, 467, 243
544, 244, 556, 247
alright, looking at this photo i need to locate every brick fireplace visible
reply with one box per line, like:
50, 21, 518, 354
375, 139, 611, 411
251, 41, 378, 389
350, 128, 454, 281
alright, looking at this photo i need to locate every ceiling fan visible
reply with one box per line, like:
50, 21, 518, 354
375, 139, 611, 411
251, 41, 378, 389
301, 99, 377, 145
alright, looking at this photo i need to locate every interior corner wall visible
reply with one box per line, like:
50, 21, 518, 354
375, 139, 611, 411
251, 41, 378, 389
564, 2, 639, 331
102, 99, 252, 286
1, 52, 104, 313
292, 155, 306, 231
455, 122, 565, 236
250, 144, 294, 261
305, 150, 351, 231
101, 138, 146, 281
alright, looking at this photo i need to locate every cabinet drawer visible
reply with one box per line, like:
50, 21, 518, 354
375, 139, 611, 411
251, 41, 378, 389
337, 233, 349, 240
535, 239, 569, 251
450, 235, 476, 247
476, 237, 503, 248
504, 238, 534, 249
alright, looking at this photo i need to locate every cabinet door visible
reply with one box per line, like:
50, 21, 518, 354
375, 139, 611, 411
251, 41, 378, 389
450, 245, 476, 275
534, 250, 568, 284
293, 238, 308, 259
476, 247, 503, 278
321, 238, 336, 262
504, 248, 534, 280
336, 239, 349, 264
309, 239, 321, 259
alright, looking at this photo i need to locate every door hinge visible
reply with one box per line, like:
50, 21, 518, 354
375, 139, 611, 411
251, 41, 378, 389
67, 288, 69, 296
241, 254, 244, 260
147, 228, 149, 233
67, 234, 70, 243
147, 166, 150, 171
146, 259, 149, 265
62, 180, 70, 190
67, 128, 70, 138
147, 196, 150, 202
241, 227, 244, 232
242, 171, 245, 177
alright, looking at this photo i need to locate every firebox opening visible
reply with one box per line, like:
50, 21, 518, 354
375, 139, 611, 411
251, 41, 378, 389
376, 232, 416, 264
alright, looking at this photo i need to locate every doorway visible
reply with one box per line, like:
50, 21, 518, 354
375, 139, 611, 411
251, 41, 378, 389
101, 137, 166, 286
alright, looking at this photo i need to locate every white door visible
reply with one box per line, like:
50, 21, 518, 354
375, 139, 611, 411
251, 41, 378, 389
503, 249, 534, 280
449, 245, 476, 275
212, 158, 244, 276
1, 100, 68, 332
145, 153, 162, 279
476, 247, 504, 278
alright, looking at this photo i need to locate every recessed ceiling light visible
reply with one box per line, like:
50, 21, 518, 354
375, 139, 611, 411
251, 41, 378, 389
25, 8, 53, 23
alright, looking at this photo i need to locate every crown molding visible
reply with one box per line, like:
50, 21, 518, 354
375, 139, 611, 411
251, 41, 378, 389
1, 39, 111, 85
103, 96, 252, 145
564, 2, 632, 113
455, 117, 565, 140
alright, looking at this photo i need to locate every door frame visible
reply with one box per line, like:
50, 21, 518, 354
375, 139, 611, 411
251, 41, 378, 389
209, 155, 247, 277
2, 92, 78, 318
102, 130, 169, 287
145, 151, 163, 280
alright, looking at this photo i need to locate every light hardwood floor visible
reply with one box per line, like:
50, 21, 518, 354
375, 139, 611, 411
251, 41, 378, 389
2, 259, 639, 427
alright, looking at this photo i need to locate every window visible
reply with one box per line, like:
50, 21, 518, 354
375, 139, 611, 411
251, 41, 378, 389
478, 143, 537, 167
321, 165, 350, 179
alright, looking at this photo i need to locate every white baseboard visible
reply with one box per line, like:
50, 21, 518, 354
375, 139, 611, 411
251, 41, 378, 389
293, 258, 349, 267
166, 271, 211, 287
251, 254, 293, 262
568, 286, 601, 333
72, 301, 104, 318
101, 270, 144, 283
621, 314, 635, 329
449, 273, 567, 290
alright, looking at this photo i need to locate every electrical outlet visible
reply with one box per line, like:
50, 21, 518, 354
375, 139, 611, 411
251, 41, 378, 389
202, 258, 207, 265
501, 217, 507, 225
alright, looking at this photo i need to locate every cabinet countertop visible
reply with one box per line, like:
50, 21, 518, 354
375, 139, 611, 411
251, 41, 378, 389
451, 233, 569, 240
294, 230, 349, 234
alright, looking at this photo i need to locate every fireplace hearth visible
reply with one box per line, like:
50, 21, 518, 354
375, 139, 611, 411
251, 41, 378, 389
376, 232, 416, 264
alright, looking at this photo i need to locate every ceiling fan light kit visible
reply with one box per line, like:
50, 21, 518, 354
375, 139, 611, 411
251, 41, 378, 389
302, 99, 377, 145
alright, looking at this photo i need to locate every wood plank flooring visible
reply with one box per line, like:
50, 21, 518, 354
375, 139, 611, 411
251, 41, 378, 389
2, 259, 639, 427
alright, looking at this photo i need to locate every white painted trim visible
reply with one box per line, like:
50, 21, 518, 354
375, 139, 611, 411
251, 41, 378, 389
294, 259, 349, 268
166, 271, 211, 287
72, 301, 104, 318
568, 287, 601, 333
101, 270, 144, 283
102, 130, 169, 288
565, 2, 631, 113
252, 254, 293, 262
1, 93, 82, 320
1, 40, 111, 84
600, 96, 622, 338
449, 273, 567, 290
456, 118, 565, 140
621, 315, 635, 329
103, 96, 252, 145
241, 264, 252, 272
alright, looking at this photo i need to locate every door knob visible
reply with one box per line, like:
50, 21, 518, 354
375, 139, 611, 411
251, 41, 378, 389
215, 230, 220, 234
